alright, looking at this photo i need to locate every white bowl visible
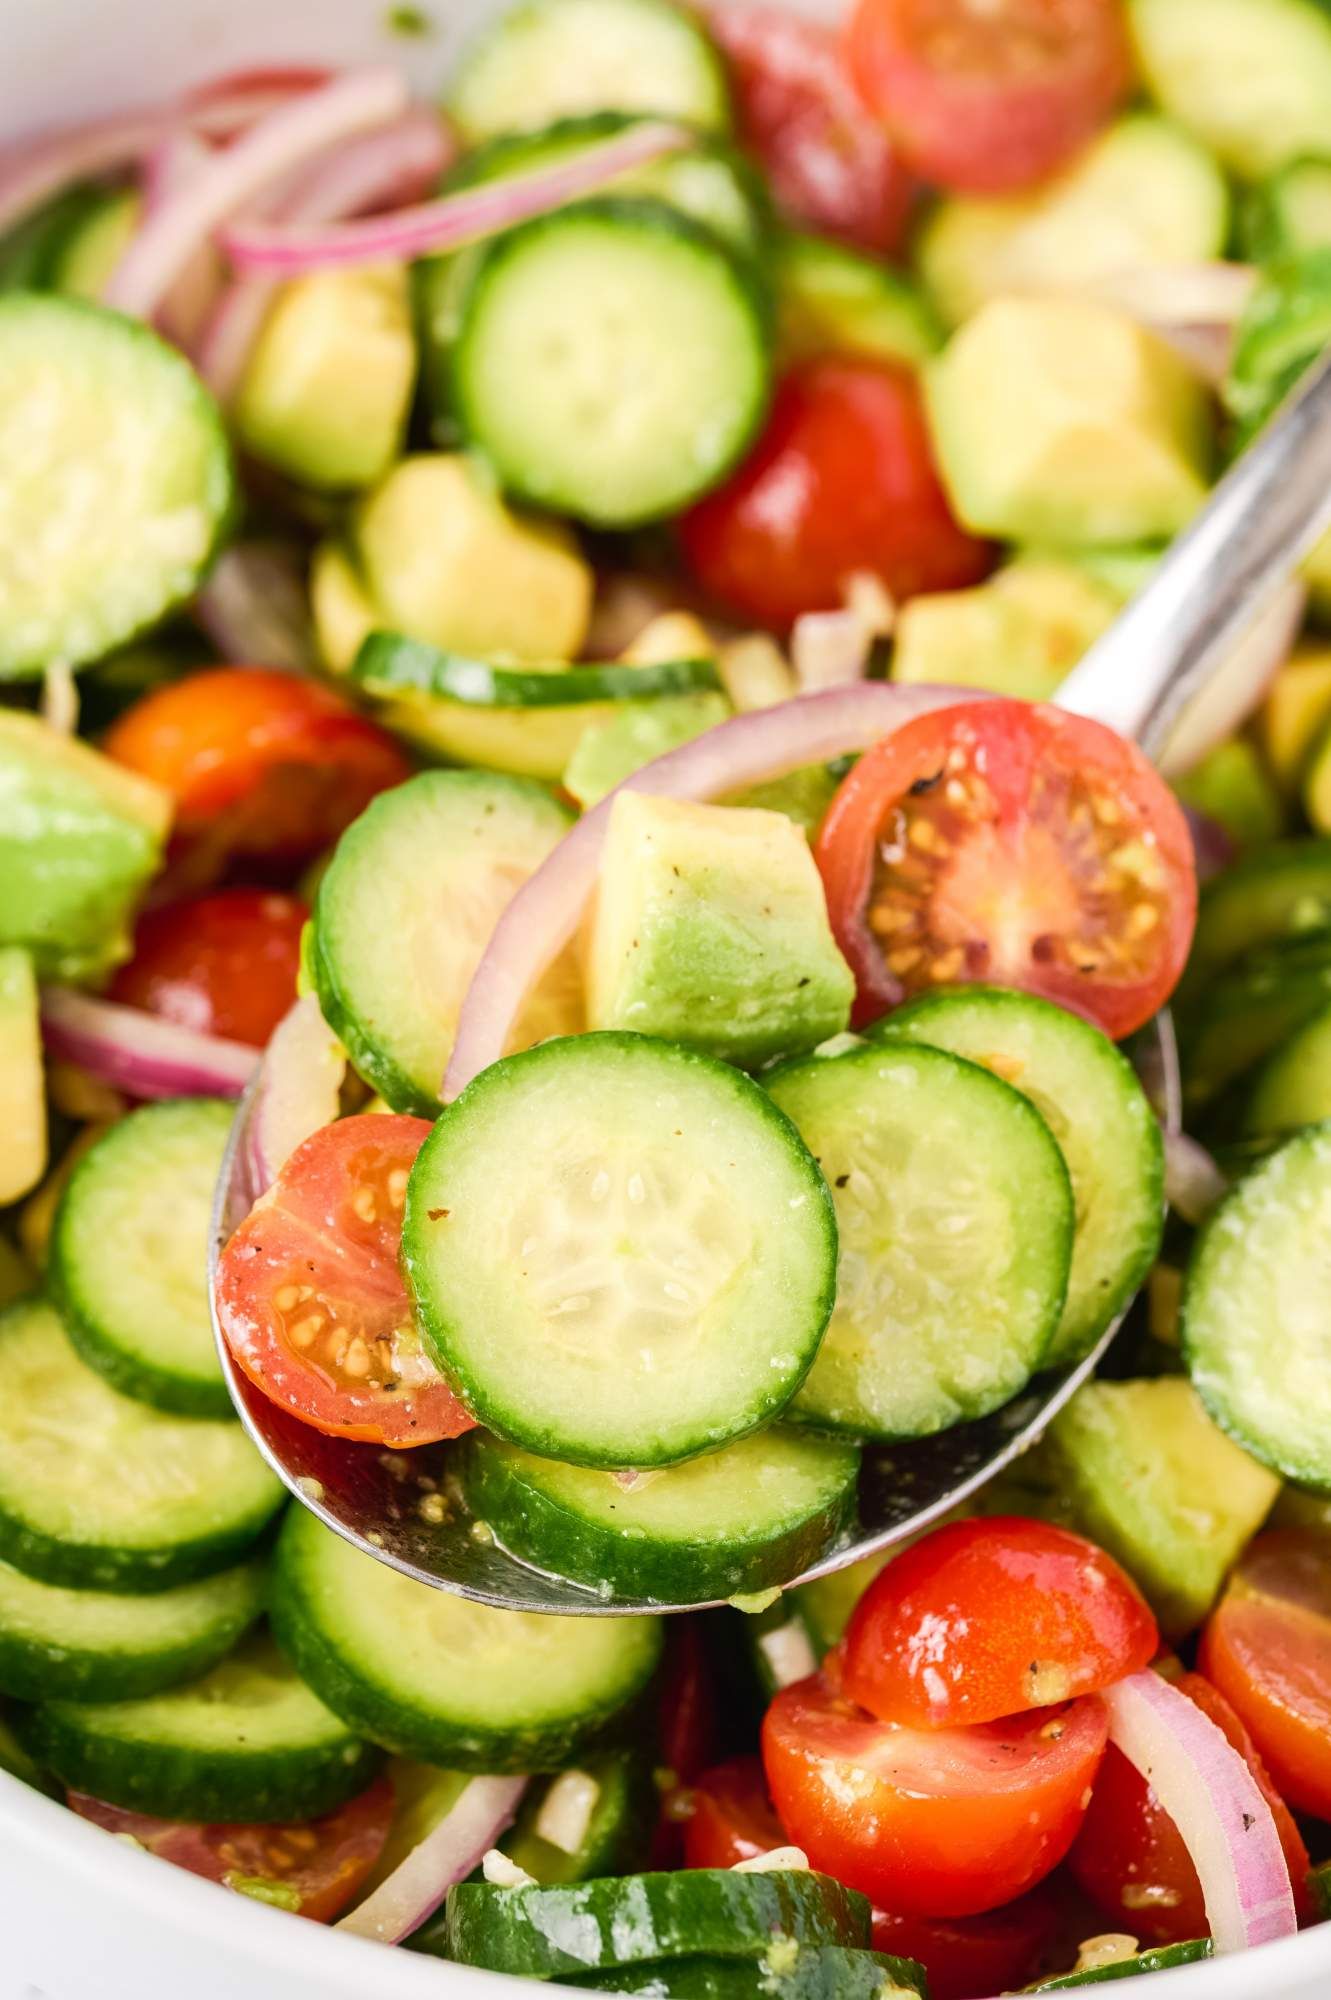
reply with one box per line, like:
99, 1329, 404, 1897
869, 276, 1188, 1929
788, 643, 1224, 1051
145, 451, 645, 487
1, 2, 1329, 1995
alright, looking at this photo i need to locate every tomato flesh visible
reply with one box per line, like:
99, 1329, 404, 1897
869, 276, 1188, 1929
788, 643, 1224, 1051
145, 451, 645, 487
215, 1114, 474, 1447
680, 357, 992, 632
709, 4, 915, 255
816, 700, 1197, 1039
761, 1661, 1107, 1916
1199, 1530, 1331, 1821
1068, 1670, 1313, 1946
843, 0, 1132, 193
843, 1517, 1158, 1730
109, 889, 306, 1049
872, 1887, 1060, 2000
683, 1756, 784, 1870
69, 1777, 393, 1923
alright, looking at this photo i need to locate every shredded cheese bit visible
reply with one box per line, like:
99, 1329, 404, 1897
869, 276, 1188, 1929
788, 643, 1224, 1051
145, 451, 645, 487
533, 1769, 601, 1856
481, 1849, 536, 1889
757, 1618, 819, 1689
732, 1846, 809, 1874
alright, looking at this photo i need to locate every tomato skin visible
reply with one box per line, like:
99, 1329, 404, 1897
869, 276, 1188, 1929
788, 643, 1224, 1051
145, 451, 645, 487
816, 700, 1197, 1040
1198, 1530, 1331, 1821
109, 889, 306, 1049
1068, 1670, 1313, 1945
709, 4, 915, 255
761, 1664, 1108, 1916
679, 358, 992, 632
871, 1887, 1060, 2000
104, 668, 411, 871
69, 1777, 393, 1923
683, 1756, 784, 1869
843, 1517, 1158, 1730
843, 0, 1132, 195
216, 1114, 474, 1447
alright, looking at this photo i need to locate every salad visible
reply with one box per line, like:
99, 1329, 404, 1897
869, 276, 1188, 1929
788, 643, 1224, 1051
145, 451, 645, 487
5, 0, 1331, 1991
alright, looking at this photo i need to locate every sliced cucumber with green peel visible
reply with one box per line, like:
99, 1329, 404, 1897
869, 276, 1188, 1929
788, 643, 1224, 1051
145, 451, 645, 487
455, 200, 771, 528
1243, 1004, 1331, 1132
0, 294, 233, 676
0, 1706, 59, 1796
461, 1427, 859, 1602
0, 1297, 284, 1592
443, 1868, 871, 1979
1030, 1940, 1211, 1988
775, 231, 940, 365
272, 1506, 663, 1771
47, 187, 141, 300
1244, 158, 1331, 261
1184, 1122, 1331, 1486
448, 0, 731, 142
352, 630, 721, 708
880, 986, 1163, 1366
569, 1947, 928, 1997
0, 1552, 264, 1703
1186, 839, 1331, 995
16, 1630, 380, 1823
505, 1752, 654, 1884
1181, 928, 1331, 1107
310, 768, 579, 1115
403, 1034, 836, 1467
50, 1097, 233, 1416
1129, 0, 1331, 179
767, 1041, 1072, 1441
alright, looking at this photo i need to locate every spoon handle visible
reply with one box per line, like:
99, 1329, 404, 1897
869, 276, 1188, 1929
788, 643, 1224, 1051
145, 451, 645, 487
1056, 344, 1331, 758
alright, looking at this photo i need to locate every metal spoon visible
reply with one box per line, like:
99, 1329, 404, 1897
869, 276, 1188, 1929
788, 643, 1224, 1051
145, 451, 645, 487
210, 344, 1331, 1615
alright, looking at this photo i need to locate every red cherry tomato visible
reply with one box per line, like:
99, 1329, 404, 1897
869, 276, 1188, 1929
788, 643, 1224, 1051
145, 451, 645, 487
843, 0, 1132, 195
69, 1777, 393, 1923
679, 358, 992, 632
871, 1887, 1060, 2000
1068, 1669, 1313, 1946
843, 1517, 1158, 1730
816, 699, 1197, 1040
215, 1114, 474, 1448
1198, 1530, 1331, 1820
109, 889, 306, 1049
762, 1660, 1108, 1916
104, 668, 410, 872
683, 1756, 784, 1869
709, 4, 915, 255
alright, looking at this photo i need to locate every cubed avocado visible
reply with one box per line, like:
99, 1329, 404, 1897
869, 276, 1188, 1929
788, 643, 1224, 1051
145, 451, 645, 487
892, 556, 1121, 703
584, 792, 855, 1066
0, 712, 170, 982
1173, 738, 1284, 850
1258, 644, 1331, 794
1046, 1377, 1280, 1638
925, 297, 1212, 546
235, 265, 417, 491
564, 693, 731, 809
0, 950, 45, 1206
311, 540, 378, 675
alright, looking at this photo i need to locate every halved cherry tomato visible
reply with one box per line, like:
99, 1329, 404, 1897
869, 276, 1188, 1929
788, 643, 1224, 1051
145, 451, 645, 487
683, 1755, 784, 1869
679, 358, 992, 632
843, 0, 1132, 194
816, 699, 1197, 1039
843, 1517, 1158, 1730
1198, 1530, 1331, 1820
109, 889, 307, 1049
1068, 1669, 1313, 1946
762, 1658, 1108, 1916
215, 1114, 474, 1447
709, 4, 915, 255
872, 1886, 1061, 2000
104, 668, 410, 873
69, 1777, 393, 1923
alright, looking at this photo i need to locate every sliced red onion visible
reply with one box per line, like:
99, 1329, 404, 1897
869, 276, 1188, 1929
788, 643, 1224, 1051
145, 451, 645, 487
242, 996, 345, 1199
194, 542, 315, 670
1103, 1672, 1296, 1953
790, 580, 894, 693
40, 988, 258, 1102
337, 1775, 526, 1945
104, 67, 409, 319
220, 117, 693, 275
1183, 803, 1237, 884
144, 132, 225, 347
1078, 263, 1257, 385
446, 684, 975, 1098
40, 660, 78, 737
1164, 1130, 1229, 1226
1159, 577, 1306, 778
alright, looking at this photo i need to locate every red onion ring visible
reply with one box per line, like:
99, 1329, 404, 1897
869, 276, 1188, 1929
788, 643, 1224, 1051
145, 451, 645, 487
336, 1775, 526, 1945
242, 995, 345, 1199
40, 988, 258, 1101
193, 542, 315, 670
1163, 1130, 1229, 1226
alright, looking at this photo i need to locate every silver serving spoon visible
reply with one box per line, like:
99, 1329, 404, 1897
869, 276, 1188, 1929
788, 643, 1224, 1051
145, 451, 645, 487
210, 344, 1331, 1616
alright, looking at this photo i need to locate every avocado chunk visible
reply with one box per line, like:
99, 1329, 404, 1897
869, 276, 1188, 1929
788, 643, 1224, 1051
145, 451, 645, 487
311, 541, 378, 675
564, 692, 731, 808
892, 556, 1122, 703
1260, 644, 1331, 793
585, 792, 855, 1067
235, 266, 416, 491
1045, 1377, 1279, 1638
0, 712, 170, 982
0, 951, 45, 1206
925, 297, 1212, 546
1173, 738, 1284, 850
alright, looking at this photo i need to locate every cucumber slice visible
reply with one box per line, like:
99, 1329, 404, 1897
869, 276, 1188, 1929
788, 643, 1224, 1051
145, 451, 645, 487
0, 1552, 264, 1703
1243, 1003, 1331, 1133
880, 987, 1163, 1366
403, 1034, 837, 1466
448, 0, 731, 142
1031, 1941, 1211, 1988
455, 199, 771, 528
352, 630, 722, 708
775, 231, 941, 366
271, 1506, 663, 1771
443, 1869, 871, 1979
1129, 0, 1331, 179
0, 1705, 60, 1796
0, 1298, 284, 1592
0, 294, 233, 677
569, 1947, 928, 1998
461, 1426, 859, 1602
505, 1752, 654, 1884
377, 689, 659, 782
1185, 838, 1331, 995
791, 1553, 890, 1655
47, 187, 141, 300
1244, 158, 1331, 261
309, 768, 580, 1115
1184, 1122, 1331, 1485
1180, 928, 1331, 1107
16, 1629, 380, 1823
767, 1041, 1072, 1441
49, 1097, 234, 1416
